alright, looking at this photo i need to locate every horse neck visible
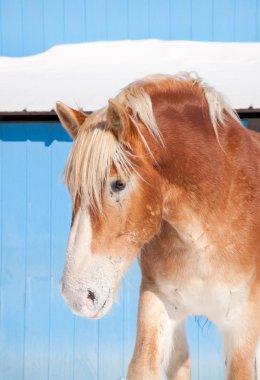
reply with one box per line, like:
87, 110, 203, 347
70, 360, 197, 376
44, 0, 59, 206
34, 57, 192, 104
138, 89, 258, 249
147, 92, 239, 230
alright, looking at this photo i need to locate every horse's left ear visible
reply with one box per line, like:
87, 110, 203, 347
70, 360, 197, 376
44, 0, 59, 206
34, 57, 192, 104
56, 102, 87, 139
106, 99, 134, 142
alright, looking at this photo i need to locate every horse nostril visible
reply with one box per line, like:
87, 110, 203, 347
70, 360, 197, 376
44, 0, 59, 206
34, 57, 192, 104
87, 289, 97, 305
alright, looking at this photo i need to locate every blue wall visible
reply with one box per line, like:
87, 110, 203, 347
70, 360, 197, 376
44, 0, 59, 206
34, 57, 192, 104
0, 1, 259, 379
0, 0, 260, 57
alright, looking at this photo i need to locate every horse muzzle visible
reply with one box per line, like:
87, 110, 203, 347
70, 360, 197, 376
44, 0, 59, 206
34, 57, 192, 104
60, 281, 113, 319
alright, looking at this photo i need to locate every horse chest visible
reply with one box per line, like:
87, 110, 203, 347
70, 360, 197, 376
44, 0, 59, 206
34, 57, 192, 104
155, 244, 248, 326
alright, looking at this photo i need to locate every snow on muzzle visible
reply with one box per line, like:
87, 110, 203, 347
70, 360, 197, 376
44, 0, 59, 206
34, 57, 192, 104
60, 256, 122, 319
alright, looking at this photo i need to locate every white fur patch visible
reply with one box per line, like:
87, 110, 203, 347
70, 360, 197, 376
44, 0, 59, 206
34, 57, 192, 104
60, 207, 125, 318
63, 206, 92, 279
156, 211, 249, 330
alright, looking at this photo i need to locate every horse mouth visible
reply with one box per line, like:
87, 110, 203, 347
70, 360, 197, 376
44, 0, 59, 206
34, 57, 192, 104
90, 291, 112, 319
100, 297, 108, 310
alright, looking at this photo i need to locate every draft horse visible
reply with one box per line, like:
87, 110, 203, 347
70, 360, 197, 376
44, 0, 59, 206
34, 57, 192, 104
56, 74, 260, 380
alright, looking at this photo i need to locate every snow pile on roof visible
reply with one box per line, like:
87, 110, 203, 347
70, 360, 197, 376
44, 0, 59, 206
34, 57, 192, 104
0, 39, 260, 112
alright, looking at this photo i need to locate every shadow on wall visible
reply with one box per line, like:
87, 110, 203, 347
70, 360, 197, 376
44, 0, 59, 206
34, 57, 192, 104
0, 122, 72, 146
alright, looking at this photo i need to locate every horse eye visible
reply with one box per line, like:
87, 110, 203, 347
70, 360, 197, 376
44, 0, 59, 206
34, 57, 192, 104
111, 180, 126, 192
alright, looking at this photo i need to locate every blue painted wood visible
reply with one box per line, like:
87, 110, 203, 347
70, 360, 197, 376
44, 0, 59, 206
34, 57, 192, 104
85, 0, 107, 42
213, 0, 235, 41
48, 124, 75, 380
43, 0, 65, 51
128, 0, 149, 39
1, 0, 260, 57
0, 125, 27, 380
170, 0, 192, 40
106, 0, 128, 40
64, 0, 86, 43
23, 124, 52, 380
258, 0, 260, 40
0, 1, 2, 55
235, 0, 257, 41
196, 318, 225, 380
86, 0, 107, 41
191, 0, 214, 41
0, 0, 23, 56
123, 260, 141, 376
149, 0, 171, 39
22, 0, 44, 56
74, 316, 99, 380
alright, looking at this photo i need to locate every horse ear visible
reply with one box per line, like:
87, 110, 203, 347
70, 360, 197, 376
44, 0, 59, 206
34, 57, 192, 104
56, 102, 87, 139
106, 99, 133, 142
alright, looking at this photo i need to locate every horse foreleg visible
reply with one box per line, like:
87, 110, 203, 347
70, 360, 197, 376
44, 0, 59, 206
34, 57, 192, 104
223, 300, 260, 380
127, 283, 173, 380
256, 341, 260, 379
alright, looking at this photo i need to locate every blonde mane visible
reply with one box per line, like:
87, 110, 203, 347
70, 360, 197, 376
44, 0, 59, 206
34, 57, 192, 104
64, 73, 240, 211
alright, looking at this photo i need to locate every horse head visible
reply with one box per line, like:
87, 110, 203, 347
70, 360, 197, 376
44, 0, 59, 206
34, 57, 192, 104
56, 87, 164, 318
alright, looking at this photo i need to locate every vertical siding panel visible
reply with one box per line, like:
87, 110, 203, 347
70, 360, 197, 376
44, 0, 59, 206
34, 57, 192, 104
0, 0, 259, 57
98, 298, 124, 379
106, 0, 128, 40
123, 260, 141, 376
43, 0, 65, 50
213, 0, 235, 41
0, 125, 27, 380
235, 0, 257, 41
170, 0, 192, 40
0, 2, 2, 55
191, 0, 214, 41
85, 0, 107, 41
64, 0, 86, 43
48, 124, 75, 380
257, 0, 260, 40
23, 124, 51, 380
149, 0, 171, 39
74, 318, 99, 380
128, 0, 149, 39
0, 0, 23, 56
197, 319, 225, 380
22, 0, 44, 56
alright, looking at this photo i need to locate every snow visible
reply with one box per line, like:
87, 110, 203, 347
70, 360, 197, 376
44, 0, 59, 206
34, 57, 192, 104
0, 39, 260, 112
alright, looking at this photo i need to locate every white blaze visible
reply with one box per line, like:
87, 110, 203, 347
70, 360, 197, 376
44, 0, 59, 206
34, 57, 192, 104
64, 206, 92, 279
60, 207, 123, 318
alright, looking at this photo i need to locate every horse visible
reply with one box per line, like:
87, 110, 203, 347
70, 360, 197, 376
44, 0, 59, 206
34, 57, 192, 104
56, 73, 260, 380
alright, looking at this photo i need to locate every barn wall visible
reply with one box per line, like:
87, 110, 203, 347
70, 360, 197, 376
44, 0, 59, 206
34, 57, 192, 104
0, 0, 260, 57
